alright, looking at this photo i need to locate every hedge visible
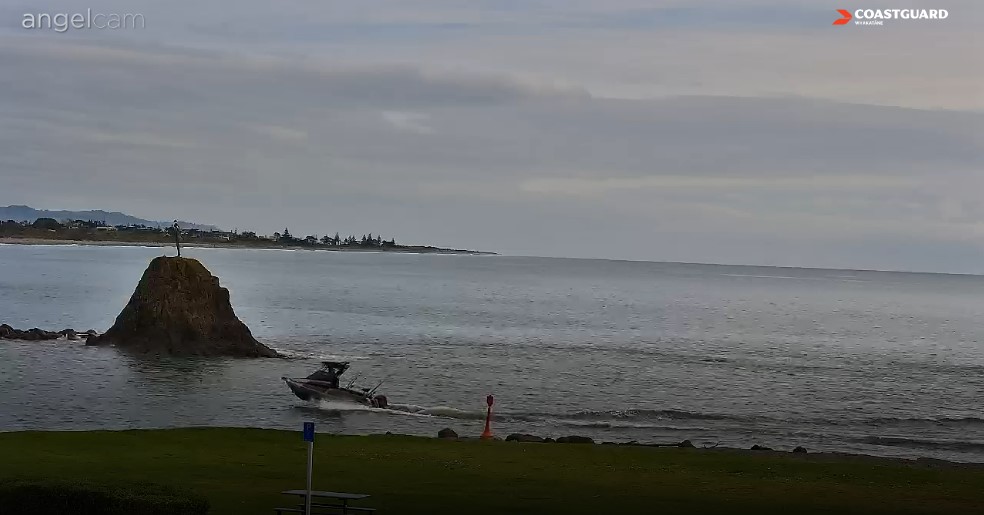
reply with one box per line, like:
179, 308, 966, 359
0, 477, 209, 515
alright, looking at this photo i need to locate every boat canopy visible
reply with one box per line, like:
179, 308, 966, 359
319, 361, 350, 376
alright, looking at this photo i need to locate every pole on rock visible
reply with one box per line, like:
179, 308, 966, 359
172, 220, 181, 257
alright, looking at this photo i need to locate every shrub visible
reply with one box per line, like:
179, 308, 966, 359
0, 477, 209, 515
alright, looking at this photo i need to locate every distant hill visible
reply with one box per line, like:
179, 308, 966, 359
0, 205, 219, 231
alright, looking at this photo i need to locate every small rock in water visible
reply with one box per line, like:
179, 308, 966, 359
750, 445, 773, 451
556, 435, 594, 444
793, 446, 808, 454
0, 324, 63, 341
437, 428, 458, 439
677, 439, 695, 448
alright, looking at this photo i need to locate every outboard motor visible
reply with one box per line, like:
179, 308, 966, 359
371, 395, 388, 409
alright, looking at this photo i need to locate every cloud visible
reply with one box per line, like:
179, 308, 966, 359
381, 111, 435, 134
519, 175, 925, 197
251, 125, 309, 142
0, 0, 981, 271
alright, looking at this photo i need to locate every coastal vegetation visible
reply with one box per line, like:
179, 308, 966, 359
0, 219, 489, 254
1, 428, 982, 514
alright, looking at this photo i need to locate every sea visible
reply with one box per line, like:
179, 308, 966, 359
1, 244, 983, 463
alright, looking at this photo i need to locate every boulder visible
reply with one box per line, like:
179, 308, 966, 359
556, 435, 594, 444
505, 433, 545, 443
750, 445, 773, 451
793, 446, 808, 454
677, 439, 695, 448
0, 324, 68, 341
542, 438, 555, 443
25, 328, 60, 341
437, 428, 458, 439
85, 257, 277, 357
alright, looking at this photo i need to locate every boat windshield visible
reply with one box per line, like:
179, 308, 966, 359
304, 361, 349, 387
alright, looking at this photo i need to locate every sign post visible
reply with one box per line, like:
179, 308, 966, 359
302, 422, 315, 515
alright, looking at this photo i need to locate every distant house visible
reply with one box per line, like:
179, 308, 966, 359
95, 226, 117, 232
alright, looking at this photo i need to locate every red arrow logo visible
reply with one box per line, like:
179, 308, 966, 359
833, 9, 852, 25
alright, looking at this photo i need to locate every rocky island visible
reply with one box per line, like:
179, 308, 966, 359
86, 256, 278, 357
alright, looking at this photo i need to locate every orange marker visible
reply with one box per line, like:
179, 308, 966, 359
481, 394, 494, 440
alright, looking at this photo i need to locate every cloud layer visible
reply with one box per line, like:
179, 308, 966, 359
0, 1, 981, 272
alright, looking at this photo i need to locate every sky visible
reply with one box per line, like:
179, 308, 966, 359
0, 0, 982, 272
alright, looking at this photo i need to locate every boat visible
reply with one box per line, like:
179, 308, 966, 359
282, 361, 388, 408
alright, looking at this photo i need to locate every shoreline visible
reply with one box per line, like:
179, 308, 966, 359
0, 237, 495, 255
0, 425, 979, 469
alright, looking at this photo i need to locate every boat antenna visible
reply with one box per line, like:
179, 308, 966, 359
346, 373, 362, 389
367, 374, 392, 397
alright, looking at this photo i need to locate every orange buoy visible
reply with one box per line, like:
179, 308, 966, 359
480, 394, 494, 440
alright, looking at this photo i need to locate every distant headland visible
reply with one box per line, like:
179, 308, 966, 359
0, 205, 495, 255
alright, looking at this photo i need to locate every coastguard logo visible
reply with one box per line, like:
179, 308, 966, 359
834, 8, 949, 26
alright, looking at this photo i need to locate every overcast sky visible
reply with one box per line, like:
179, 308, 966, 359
1, 1, 981, 272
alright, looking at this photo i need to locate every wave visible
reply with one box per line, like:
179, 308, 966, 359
558, 419, 710, 431
374, 404, 745, 426
272, 348, 369, 361
564, 408, 743, 422
860, 416, 984, 426
854, 435, 984, 452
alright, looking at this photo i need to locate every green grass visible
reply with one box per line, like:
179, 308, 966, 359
1, 428, 982, 514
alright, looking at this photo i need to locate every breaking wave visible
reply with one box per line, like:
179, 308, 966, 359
854, 436, 984, 452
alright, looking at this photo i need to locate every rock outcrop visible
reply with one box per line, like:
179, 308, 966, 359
505, 433, 545, 443
0, 324, 62, 341
86, 257, 277, 358
437, 428, 458, 439
556, 435, 594, 444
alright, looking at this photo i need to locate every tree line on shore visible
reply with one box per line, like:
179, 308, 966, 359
0, 218, 399, 248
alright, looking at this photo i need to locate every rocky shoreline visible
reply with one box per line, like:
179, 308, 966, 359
426, 428, 983, 469
0, 324, 98, 342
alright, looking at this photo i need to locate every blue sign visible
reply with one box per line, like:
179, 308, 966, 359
302, 422, 315, 442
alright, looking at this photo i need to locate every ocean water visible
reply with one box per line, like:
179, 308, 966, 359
1, 244, 983, 462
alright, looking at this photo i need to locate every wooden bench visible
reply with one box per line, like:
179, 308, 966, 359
301, 503, 377, 514
279, 489, 374, 515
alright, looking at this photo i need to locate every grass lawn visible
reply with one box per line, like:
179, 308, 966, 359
1, 428, 982, 514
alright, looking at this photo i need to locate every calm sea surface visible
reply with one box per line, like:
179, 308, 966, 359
1, 244, 983, 462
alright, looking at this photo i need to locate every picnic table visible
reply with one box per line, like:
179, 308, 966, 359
278, 490, 374, 515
